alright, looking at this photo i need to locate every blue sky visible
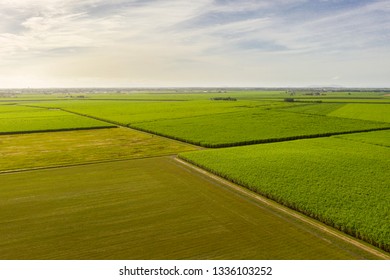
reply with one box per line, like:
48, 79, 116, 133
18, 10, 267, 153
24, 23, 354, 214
0, 0, 389, 88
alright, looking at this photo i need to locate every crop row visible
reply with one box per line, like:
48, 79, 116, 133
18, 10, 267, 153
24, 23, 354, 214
1, 156, 370, 259
179, 137, 390, 252
280, 102, 390, 123
133, 125, 390, 148
30, 100, 267, 124
0, 105, 115, 134
336, 130, 390, 148
132, 108, 390, 147
328, 103, 390, 123
279, 103, 345, 116
0, 127, 195, 172
0, 126, 115, 136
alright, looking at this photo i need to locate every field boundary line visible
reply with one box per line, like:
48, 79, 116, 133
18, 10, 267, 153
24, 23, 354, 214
134, 125, 390, 148
50, 107, 203, 149
18, 103, 390, 149
274, 104, 390, 123
128, 105, 271, 124
0, 154, 186, 175
174, 157, 390, 260
14, 102, 201, 149
333, 134, 390, 149
0, 125, 116, 136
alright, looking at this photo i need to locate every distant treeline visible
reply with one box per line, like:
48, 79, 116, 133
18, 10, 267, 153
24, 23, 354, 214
210, 97, 237, 101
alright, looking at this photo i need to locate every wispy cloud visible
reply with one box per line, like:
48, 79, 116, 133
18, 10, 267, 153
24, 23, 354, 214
0, 0, 389, 87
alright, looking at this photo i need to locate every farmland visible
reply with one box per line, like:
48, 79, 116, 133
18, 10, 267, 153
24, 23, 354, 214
0, 127, 196, 172
132, 108, 390, 147
22, 99, 390, 148
180, 137, 390, 252
0, 157, 381, 259
1, 89, 389, 259
281, 103, 390, 123
280, 103, 346, 115
328, 103, 390, 123
23, 99, 287, 124
0, 104, 114, 134
335, 130, 390, 147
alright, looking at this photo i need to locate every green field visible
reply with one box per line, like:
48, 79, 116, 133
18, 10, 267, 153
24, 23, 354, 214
180, 137, 390, 252
0, 104, 114, 134
336, 130, 390, 147
1, 90, 389, 259
281, 103, 390, 123
132, 108, 390, 147
0, 127, 196, 172
25, 99, 390, 148
328, 104, 390, 123
0, 157, 381, 259
280, 103, 346, 115
25, 99, 289, 124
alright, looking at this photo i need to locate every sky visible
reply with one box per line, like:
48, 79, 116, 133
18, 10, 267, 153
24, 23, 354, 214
0, 0, 389, 88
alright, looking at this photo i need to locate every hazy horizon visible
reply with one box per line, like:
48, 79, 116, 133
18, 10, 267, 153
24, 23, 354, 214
1, 0, 389, 88
1, 86, 390, 90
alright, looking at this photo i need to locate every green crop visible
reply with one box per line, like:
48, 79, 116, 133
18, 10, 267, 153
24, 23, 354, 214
180, 137, 390, 252
0, 127, 196, 172
329, 104, 390, 123
336, 130, 390, 147
280, 103, 345, 115
0, 105, 114, 134
27, 99, 289, 125
2, 93, 389, 258
0, 157, 380, 259
133, 108, 390, 147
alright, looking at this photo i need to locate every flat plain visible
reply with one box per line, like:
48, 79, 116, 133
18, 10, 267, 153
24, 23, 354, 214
0, 127, 196, 172
1, 90, 389, 259
180, 136, 390, 252
0, 104, 114, 134
0, 157, 382, 259
24, 99, 286, 124
132, 108, 390, 147
281, 102, 390, 123
335, 129, 390, 147
328, 103, 390, 123
25, 99, 390, 148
